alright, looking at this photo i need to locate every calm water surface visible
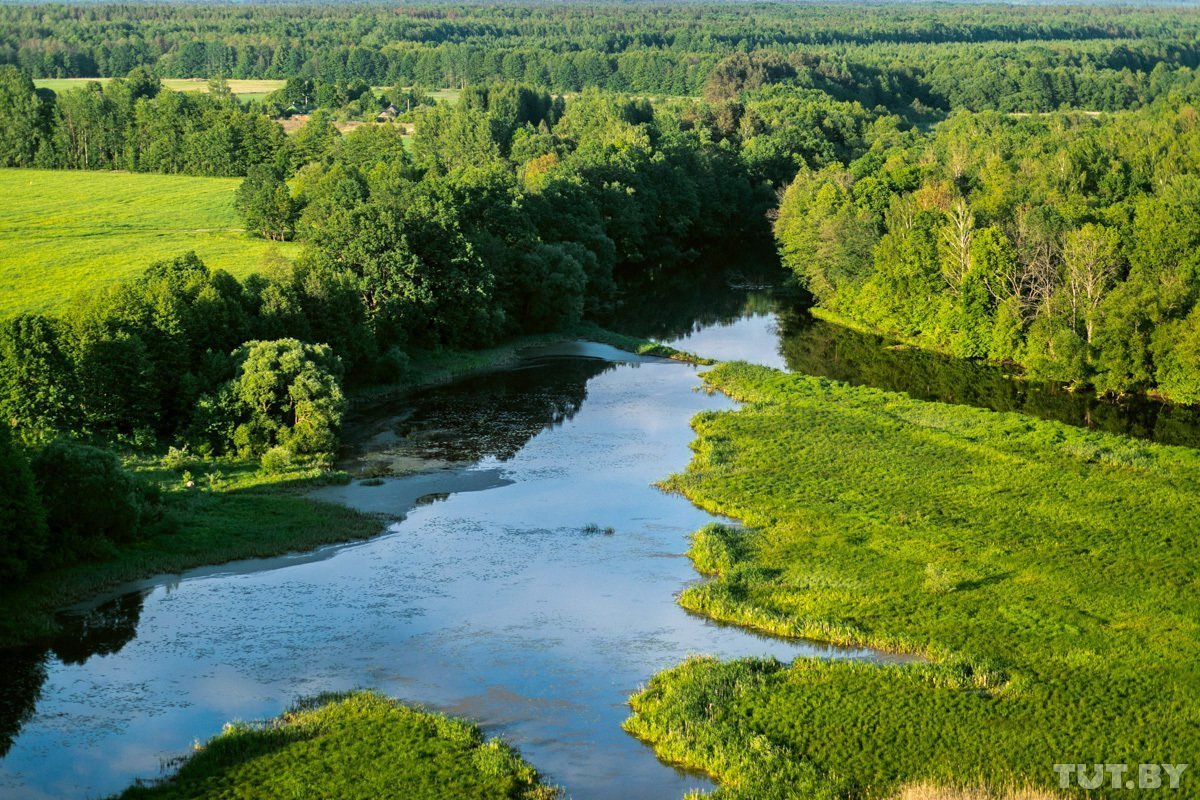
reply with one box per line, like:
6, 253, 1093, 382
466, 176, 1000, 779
4, 274, 1198, 799
0, 324, 891, 800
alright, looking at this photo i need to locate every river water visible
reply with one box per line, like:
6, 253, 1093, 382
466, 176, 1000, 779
0, 306, 887, 800
1, 277, 1195, 799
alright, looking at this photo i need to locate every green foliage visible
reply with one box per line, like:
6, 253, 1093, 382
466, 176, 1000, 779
775, 104, 1200, 401
0, 65, 50, 167
0, 426, 47, 582
636, 362, 1200, 797
115, 691, 558, 800
308, 189, 504, 348
30, 439, 158, 562
7, 4, 1200, 116
209, 338, 346, 466
0, 314, 76, 442
290, 108, 340, 167
235, 166, 297, 241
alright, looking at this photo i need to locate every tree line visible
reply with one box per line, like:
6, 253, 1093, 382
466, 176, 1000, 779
776, 101, 1200, 405
5, 4, 1200, 113
0, 66, 287, 175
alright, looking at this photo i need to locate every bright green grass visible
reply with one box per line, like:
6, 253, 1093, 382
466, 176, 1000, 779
627, 362, 1200, 798
0, 168, 300, 316
115, 690, 559, 800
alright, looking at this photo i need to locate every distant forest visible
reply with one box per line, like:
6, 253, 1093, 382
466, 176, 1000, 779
6, 4, 1200, 112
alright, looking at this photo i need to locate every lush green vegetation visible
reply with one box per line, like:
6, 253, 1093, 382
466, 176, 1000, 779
626, 361, 1200, 798
5, 4, 1200, 797
115, 690, 558, 800
0, 79, 784, 473
0, 168, 300, 315
6, 3, 1200, 115
775, 103, 1200, 405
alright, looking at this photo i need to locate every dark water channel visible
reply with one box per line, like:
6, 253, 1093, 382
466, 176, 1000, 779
2, 270, 1197, 799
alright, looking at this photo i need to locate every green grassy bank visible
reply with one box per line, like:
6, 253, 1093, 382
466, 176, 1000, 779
0, 461, 380, 648
115, 690, 558, 800
628, 362, 1200, 798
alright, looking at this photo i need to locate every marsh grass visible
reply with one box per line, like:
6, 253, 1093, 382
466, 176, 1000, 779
630, 362, 1200, 798
893, 783, 1064, 800
115, 690, 559, 800
0, 168, 301, 315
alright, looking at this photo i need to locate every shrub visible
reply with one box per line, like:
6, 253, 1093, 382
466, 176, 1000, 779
30, 440, 152, 562
0, 426, 47, 581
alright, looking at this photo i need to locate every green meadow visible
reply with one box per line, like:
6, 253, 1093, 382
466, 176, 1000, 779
115, 691, 558, 800
627, 362, 1200, 798
0, 168, 300, 316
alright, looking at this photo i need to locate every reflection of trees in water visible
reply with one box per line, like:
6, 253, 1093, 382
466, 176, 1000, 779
0, 591, 144, 757
776, 307, 1200, 448
0, 649, 46, 758
51, 591, 145, 665
589, 250, 1200, 448
602, 258, 792, 342
356, 357, 618, 466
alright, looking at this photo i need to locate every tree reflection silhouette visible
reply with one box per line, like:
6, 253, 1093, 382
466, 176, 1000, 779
0, 591, 145, 756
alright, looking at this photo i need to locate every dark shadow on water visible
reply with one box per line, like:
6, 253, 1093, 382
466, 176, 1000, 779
0, 651, 46, 759
776, 305, 1200, 449
342, 357, 618, 476
600, 257, 792, 343
0, 592, 145, 758
605, 257, 1200, 449
50, 591, 144, 666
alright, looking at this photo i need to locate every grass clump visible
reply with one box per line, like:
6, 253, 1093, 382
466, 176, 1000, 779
633, 361, 1200, 798
0, 168, 300, 315
115, 690, 559, 800
686, 523, 749, 575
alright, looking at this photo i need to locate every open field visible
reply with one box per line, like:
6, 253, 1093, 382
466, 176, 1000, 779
116, 691, 558, 799
627, 362, 1200, 798
0, 168, 301, 316
33, 77, 285, 101
375, 85, 462, 105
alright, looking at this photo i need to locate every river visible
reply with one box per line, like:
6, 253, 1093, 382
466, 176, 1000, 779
1, 274, 1194, 799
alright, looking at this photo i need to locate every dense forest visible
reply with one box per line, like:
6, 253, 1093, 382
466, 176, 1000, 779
5, 1, 1200, 604
776, 105, 1200, 404
6, 4, 1200, 113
